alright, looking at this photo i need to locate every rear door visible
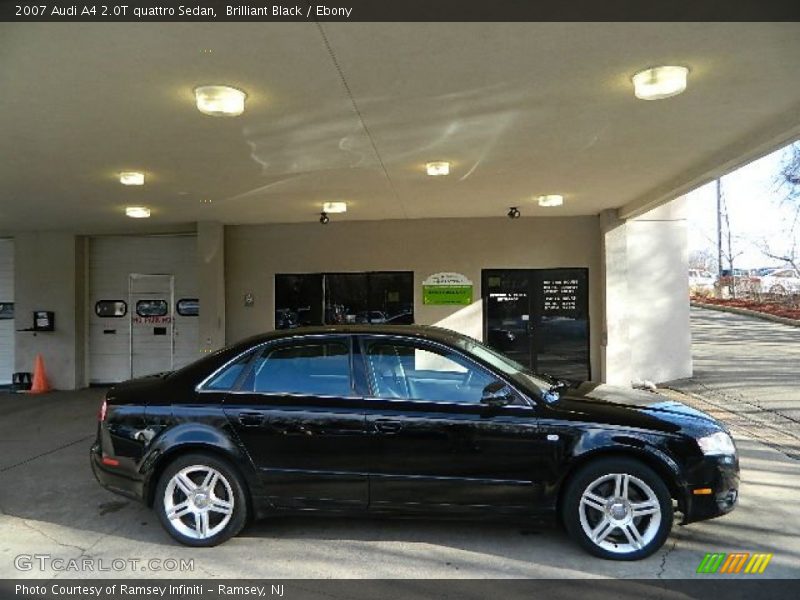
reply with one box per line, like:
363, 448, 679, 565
221, 335, 369, 510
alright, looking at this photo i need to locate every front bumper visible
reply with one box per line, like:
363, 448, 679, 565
90, 442, 145, 502
681, 454, 739, 524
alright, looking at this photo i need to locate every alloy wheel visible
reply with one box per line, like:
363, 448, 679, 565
163, 465, 235, 540
578, 472, 662, 554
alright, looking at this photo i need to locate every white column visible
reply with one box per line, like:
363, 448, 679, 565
197, 222, 226, 353
599, 209, 632, 385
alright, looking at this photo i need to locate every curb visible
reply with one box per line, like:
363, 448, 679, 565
690, 300, 800, 328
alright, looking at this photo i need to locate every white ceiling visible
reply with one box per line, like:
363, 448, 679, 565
1, 22, 799, 234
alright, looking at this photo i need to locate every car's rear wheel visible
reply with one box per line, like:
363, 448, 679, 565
562, 457, 673, 560
155, 453, 248, 547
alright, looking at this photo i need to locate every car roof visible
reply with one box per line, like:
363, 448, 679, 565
239, 324, 471, 347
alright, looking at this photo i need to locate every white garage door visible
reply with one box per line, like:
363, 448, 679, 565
89, 235, 198, 384
0, 239, 14, 385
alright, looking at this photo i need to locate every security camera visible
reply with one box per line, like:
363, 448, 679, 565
507, 207, 521, 219
319, 212, 330, 225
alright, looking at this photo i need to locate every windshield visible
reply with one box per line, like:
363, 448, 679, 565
455, 336, 552, 396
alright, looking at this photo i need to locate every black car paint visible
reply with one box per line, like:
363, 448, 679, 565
91, 325, 738, 526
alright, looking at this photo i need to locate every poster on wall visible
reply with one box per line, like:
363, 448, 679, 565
422, 272, 473, 305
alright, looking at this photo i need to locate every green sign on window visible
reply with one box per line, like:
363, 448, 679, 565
422, 272, 473, 305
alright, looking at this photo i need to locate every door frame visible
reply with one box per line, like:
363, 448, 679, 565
128, 273, 175, 378
481, 268, 591, 381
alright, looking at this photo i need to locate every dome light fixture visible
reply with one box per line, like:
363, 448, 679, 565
537, 194, 564, 207
319, 212, 330, 225
426, 161, 450, 176
119, 171, 145, 186
322, 201, 347, 214
632, 66, 689, 101
194, 85, 247, 116
125, 206, 151, 219
507, 206, 521, 219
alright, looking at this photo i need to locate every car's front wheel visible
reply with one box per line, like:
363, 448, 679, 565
155, 453, 248, 547
562, 457, 673, 560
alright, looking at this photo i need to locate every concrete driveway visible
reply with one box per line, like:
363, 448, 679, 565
1, 388, 798, 579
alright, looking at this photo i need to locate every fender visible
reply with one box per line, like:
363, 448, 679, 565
138, 422, 264, 506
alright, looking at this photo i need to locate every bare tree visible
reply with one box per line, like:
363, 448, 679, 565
759, 142, 800, 272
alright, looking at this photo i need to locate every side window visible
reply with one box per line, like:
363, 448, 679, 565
203, 352, 253, 391
95, 300, 127, 318
246, 341, 351, 397
365, 340, 497, 404
136, 299, 168, 317
176, 298, 199, 316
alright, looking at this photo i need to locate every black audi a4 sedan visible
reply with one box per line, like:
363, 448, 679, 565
91, 325, 739, 560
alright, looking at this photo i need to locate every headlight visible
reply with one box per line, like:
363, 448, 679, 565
697, 432, 736, 456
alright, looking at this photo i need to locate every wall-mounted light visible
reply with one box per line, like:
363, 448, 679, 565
632, 66, 689, 100
319, 212, 330, 225
194, 85, 247, 116
125, 206, 150, 218
322, 201, 347, 213
507, 207, 521, 219
119, 171, 145, 186
426, 161, 450, 176
537, 194, 564, 207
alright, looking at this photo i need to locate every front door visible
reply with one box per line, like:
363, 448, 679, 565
222, 336, 368, 510
360, 335, 551, 514
129, 274, 174, 378
483, 268, 590, 381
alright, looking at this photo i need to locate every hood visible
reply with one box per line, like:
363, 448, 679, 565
543, 382, 722, 436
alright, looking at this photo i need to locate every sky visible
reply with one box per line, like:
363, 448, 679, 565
686, 143, 798, 270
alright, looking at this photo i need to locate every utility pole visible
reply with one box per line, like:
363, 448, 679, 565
716, 178, 723, 277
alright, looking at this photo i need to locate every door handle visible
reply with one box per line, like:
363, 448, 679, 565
374, 420, 403, 434
238, 412, 264, 427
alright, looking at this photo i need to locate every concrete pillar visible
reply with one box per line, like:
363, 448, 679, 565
13, 232, 84, 390
197, 222, 226, 353
599, 198, 692, 386
599, 209, 632, 386
627, 197, 692, 383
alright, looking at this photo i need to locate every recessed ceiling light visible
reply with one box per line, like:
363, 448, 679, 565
322, 201, 347, 213
194, 85, 247, 116
125, 206, 151, 218
426, 161, 450, 176
119, 171, 145, 186
632, 66, 689, 100
538, 194, 564, 207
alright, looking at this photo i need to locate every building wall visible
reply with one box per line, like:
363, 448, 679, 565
13, 233, 80, 389
0, 239, 14, 384
225, 216, 602, 379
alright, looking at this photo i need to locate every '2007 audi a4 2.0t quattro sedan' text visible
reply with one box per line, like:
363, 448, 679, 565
91, 325, 739, 560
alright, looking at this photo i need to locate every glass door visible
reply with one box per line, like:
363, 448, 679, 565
483, 269, 590, 382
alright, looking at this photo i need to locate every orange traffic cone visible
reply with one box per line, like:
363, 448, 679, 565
28, 353, 51, 394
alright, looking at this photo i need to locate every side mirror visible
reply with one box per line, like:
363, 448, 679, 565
481, 380, 514, 407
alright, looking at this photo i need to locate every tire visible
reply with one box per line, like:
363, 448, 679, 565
154, 453, 248, 547
562, 457, 673, 560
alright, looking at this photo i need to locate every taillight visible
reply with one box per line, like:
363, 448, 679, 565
98, 399, 107, 422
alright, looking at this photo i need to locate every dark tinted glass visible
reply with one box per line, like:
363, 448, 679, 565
203, 352, 253, 391
176, 298, 199, 316
136, 300, 168, 317
0, 302, 14, 320
250, 342, 351, 397
275, 274, 323, 329
95, 300, 127, 318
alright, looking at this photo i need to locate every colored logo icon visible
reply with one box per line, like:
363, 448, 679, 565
697, 552, 773, 574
